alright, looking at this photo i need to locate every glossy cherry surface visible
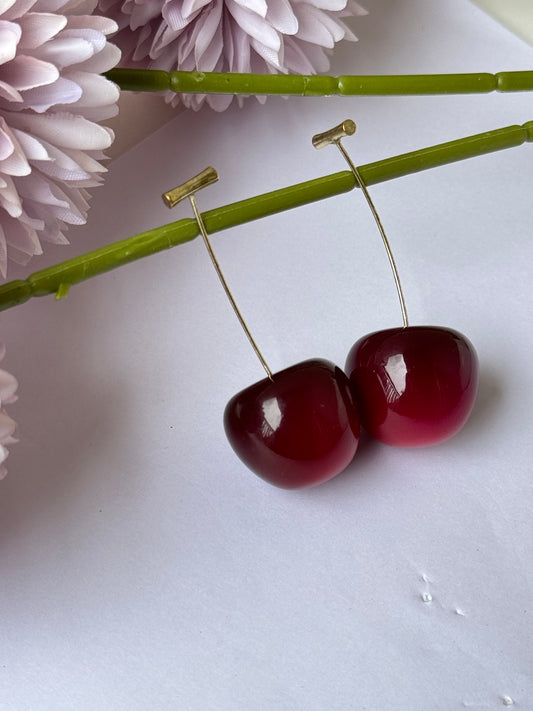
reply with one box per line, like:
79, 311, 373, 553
224, 359, 360, 489
345, 326, 478, 447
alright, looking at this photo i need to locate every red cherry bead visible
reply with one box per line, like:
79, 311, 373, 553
345, 326, 478, 447
224, 359, 360, 489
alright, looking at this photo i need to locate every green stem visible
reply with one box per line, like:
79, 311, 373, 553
0, 121, 531, 313
106, 68, 533, 95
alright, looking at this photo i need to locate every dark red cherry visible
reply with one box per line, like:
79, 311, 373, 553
345, 326, 478, 447
224, 359, 360, 489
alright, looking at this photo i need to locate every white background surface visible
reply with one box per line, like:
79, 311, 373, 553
1, 1, 533, 709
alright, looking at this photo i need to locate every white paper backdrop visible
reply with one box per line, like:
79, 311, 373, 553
1, 1, 532, 709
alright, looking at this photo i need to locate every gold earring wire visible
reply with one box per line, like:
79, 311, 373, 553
312, 120, 409, 329
163, 167, 273, 380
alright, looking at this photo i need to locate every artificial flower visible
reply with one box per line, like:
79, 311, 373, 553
98, 0, 368, 111
0, 0, 121, 278
0, 342, 17, 479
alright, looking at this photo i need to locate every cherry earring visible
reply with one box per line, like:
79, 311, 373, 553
313, 121, 479, 447
163, 169, 360, 489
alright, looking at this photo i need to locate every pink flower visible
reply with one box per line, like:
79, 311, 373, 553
0, 1, 121, 278
99, 0, 367, 111
0, 342, 17, 479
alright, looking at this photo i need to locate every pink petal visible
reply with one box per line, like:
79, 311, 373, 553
297, 0, 347, 10
222, 10, 235, 66
21, 76, 82, 112
73, 101, 118, 122
285, 34, 330, 72
306, 5, 348, 42
1, 211, 42, 256
0, 392, 18, 420
0, 20, 21, 64
7, 243, 35, 264
336, 20, 357, 42
266, 0, 299, 35
206, 90, 234, 111
226, 0, 281, 51
176, 23, 202, 65
195, 0, 223, 67
132, 23, 156, 61
26, 193, 84, 226
344, 0, 368, 15
0, 118, 15, 160
11, 127, 51, 160
294, 4, 335, 47
24, 211, 68, 244
233, 20, 252, 72
0, 174, 22, 218
16, 169, 77, 204
128, 1, 164, 30
10, 111, 113, 150
0, 78, 22, 102
29, 138, 92, 181
63, 70, 119, 108
31, 0, 75, 11
3, 1, 39, 21
36, 36, 95, 70
59, 146, 106, 174
4, 54, 59, 91
64, 183, 91, 216
232, 0, 268, 19
64, 14, 118, 36
0, 443, 9, 466
17, 12, 66, 50
61, 27, 106, 56
178, 0, 211, 24
251, 37, 283, 70
0, 138, 30, 177
198, 26, 223, 70
151, 20, 181, 57
11, 206, 43, 232
74, 41, 121, 74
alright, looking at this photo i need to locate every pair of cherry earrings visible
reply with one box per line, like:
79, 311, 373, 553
163, 120, 479, 490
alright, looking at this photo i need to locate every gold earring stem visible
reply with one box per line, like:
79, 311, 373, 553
163, 168, 273, 381
189, 194, 273, 380
313, 120, 409, 329
336, 141, 409, 328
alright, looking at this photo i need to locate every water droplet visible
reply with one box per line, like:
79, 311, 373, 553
501, 695, 514, 706
421, 592, 433, 603
455, 608, 466, 616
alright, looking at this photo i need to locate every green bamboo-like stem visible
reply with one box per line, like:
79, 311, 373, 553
0, 120, 531, 313
106, 68, 533, 95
